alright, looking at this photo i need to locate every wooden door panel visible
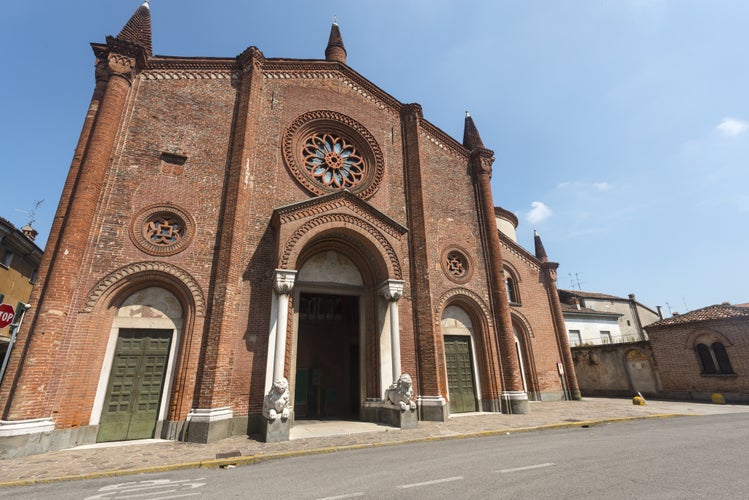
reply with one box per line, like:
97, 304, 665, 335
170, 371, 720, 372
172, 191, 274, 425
445, 336, 477, 413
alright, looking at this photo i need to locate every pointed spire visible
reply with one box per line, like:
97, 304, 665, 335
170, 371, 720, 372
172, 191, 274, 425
534, 230, 549, 263
463, 111, 486, 150
325, 18, 347, 64
117, 1, 153, 56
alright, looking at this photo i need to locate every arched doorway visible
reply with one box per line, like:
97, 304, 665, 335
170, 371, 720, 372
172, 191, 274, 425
441, 305, 480, 414
291, 250, 364, 420
624, 349, 657, 395
93, 287, 183, 442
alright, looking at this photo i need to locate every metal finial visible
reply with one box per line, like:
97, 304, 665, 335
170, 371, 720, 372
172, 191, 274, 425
333, 15, 338, 26
466, 110, 471, 117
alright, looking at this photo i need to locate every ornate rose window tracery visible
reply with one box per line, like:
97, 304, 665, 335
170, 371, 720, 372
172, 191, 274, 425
284, 110, 384, 199
303, 133, 365, 190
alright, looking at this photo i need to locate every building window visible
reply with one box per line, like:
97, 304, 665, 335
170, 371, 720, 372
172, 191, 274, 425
600, 331, 612, 344
302, 133, 365, 190
283, 110, 384, 199
506, 276, 518, 303
29, 268, 39, 284
504, 268, 520, 304
568, 330, 581, 347
1, 250, 13, 268
696, 342, 733, 375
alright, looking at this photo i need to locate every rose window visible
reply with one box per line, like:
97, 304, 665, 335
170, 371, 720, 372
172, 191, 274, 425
283, 110, 384, 198
303, 133, 365, 190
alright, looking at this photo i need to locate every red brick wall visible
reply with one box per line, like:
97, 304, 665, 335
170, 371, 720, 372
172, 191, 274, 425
648, 318, 749, 401
501, 239, 566, 398
3, 47, 575, 431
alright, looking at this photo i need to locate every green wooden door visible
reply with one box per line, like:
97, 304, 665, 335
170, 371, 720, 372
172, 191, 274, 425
444, 336, 477, 413
97, 329, 172, 442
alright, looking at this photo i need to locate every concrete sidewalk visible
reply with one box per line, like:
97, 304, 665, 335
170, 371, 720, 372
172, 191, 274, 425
1, 397, 747, 487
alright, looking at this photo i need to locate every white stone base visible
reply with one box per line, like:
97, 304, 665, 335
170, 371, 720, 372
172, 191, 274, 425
185, 407, 233, 423
0, 418, 55, 438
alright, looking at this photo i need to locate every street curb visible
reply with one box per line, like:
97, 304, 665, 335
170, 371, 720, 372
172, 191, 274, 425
0, 413, 691, 488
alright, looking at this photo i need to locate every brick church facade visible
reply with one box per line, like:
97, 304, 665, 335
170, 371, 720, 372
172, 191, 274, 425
0, 2, 579, 456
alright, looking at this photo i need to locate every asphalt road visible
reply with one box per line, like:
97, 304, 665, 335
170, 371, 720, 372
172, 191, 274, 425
3, 413, 748, 499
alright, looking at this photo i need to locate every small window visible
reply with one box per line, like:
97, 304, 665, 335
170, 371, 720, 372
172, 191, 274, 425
568, 330, 581, 347
29, 268, 39, 284
504, 268, 520, 304
696, 342, 733, 375
600, 331, 612, 344
712, 342, 733, 374
506, 276, 518, 303
626, 320, 631, 326
1, 250, 13, 268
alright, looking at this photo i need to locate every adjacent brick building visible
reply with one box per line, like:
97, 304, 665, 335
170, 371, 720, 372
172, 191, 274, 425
646, 303, 749, 402
0, 2, 579, 456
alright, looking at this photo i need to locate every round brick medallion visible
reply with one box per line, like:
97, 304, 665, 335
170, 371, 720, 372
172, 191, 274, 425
441, 247, 473, 284
130, 204, 195, 256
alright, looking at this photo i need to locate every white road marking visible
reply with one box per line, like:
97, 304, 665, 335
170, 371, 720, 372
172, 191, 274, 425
498, 462, 556, 474
317, 493, 365, 500
398, 476, 464, 489
84, 478, 206, 499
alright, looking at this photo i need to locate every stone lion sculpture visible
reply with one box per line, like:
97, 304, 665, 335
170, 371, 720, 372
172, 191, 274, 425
263, 377, 290, 421
385, 373, 416, 411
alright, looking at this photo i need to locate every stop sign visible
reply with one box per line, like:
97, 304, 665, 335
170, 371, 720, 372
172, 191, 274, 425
0, 303, 15, 329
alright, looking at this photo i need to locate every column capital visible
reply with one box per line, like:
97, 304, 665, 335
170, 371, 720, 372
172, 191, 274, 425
470, 147, 495, 177
378, 279, 405, 301
273, 269, 297, 295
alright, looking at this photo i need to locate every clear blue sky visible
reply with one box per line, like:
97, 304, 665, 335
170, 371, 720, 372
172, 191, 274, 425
2, 1, 747, 313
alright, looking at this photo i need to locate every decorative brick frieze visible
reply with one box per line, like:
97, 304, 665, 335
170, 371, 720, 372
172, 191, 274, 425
420, 121, 469, 160
82, 261, 206, 316
279, 213, 403, 280
434, 288, 493, 328
273, 191, 407, 240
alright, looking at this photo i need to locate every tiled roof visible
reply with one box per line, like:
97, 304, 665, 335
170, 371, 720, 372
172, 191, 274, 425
559, 289, 624, 301
0, 216, 15, 230
647, 304, 749, 328
561, 303, 621, 317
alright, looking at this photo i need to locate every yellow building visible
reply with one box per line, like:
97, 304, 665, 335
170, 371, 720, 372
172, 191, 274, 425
0, 217, 42, 360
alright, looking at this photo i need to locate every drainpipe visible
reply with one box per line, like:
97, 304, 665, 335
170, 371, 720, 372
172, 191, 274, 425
628, 294, 645, 341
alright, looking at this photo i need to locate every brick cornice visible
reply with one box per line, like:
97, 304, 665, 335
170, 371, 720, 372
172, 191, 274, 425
498, 232, 542, 272
420, 120, 470, 160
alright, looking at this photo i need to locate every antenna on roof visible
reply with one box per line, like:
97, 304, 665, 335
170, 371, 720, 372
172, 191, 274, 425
15, 199, 44, 227
568, 272, 583, 291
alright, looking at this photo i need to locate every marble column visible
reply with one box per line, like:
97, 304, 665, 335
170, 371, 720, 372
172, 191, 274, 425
379, 279, 405, 383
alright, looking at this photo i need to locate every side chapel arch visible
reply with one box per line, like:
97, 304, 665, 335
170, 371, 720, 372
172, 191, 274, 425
436, 289, 492, 413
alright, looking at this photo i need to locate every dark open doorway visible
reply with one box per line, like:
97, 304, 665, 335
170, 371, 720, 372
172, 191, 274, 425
295, 293, 360, 420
